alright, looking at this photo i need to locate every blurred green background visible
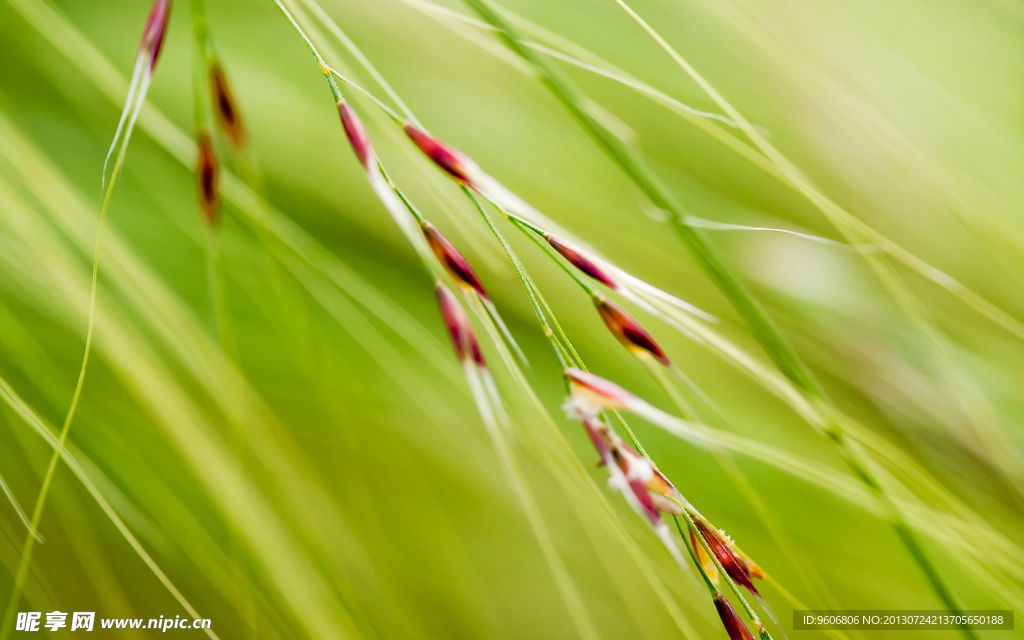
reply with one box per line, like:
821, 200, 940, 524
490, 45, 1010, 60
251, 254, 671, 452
0, 0, 1022, 637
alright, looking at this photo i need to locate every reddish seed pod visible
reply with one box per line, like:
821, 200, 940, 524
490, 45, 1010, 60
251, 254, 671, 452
593, 295, 670, 366
695, 518, 761, 596
435, 282, 479, 365
196, 132, 219, 227
403, 122, 474, 185
338, 100, 373, 169
545, 234, 618, 289
714, 594, 754, 640
140, 0, 172, 71
209, 61, 246, 147
422, 222, 488, 299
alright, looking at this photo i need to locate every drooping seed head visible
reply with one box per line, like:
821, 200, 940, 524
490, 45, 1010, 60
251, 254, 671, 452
593, 295, 670, 366
436, 282, 482, 366
713, 594, 754, 640
695, 518, 761, 596
545, 234, 618, 289
140, 0, 172, 71
422, 222, 488, 299
564, 367, 637, 413
196, 131, 219, 227
209, 61, 246, 147
403, 122, 476, 185
338, 100, 373, 169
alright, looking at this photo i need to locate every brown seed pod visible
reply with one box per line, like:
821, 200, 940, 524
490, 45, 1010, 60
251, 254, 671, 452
209, 61, 246, 147
196, 132, 219, 227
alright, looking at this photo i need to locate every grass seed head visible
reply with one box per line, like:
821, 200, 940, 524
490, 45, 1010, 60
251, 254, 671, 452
209, 61, 246, 147
593, 294, 670, 366
422, 222, 488, 299
714, 594, 755, 640
435, 282, 483, 367
140, 0, 171, 71
196, 131, 219, 227
546, 234, 618, 289
403, 122, 476, 185
338, 100, 373, 169
694, 517, 762, 596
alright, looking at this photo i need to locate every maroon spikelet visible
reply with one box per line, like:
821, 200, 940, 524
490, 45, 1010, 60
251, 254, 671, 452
714, 594, 754, 640
196, 132, 219, 227
695, 518, 760, 596
140, 0, 172, 71
545, 234, 618, 289
338, 100, 373, 169
403, 123, 474, 185
422, 222, 488, 299
436, 282, 477, 364
209, 61, 246, 147
593, 295, 670, 366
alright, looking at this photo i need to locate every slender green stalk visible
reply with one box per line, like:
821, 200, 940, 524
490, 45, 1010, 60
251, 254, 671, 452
1, 121, 128, 636
460, 1, 975, 631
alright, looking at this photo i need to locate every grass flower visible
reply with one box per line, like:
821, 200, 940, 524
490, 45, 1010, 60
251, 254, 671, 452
196, 131, 219, 227
593, 294, 670, 366
692, 515, 765, 596
422, 221, 489, 299
140, 0, 171, 71
403, 122, 479, 186
209, 60, 246, 147
435, 280, 481, 366
714, 594, 756, 640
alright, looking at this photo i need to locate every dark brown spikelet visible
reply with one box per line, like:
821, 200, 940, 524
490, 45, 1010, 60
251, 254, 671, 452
209, 61, 246, 147
546, 234, 618, 289
593, 295, 670, 366
714, 594, 754, 640
140, 0, 172, 71
196, 132, 219, 227
695, 518, 760, 596
422, 222, 488, 299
